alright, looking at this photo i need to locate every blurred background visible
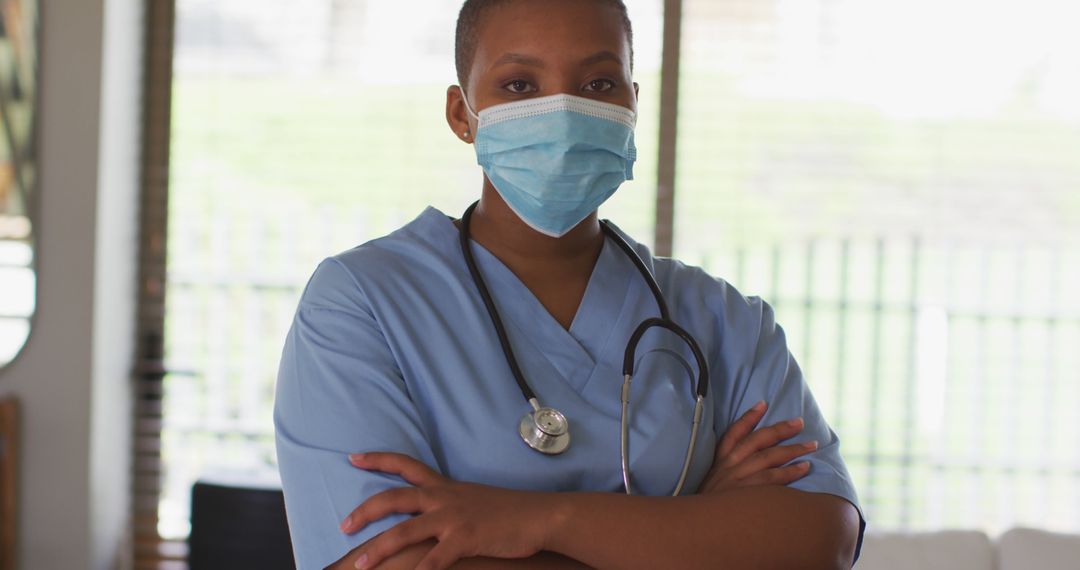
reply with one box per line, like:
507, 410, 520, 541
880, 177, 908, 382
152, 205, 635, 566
156, 0, 1080, 540
1, 0, 1079, 568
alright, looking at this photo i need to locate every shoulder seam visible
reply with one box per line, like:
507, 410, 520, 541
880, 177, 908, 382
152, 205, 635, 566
327, 256, 365, 293
296, 257, 376, 319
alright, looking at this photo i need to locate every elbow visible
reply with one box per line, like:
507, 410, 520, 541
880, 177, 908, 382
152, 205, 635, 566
820, 498, 861, 570
822, 549, 855, 570
786, 491, 861, 570
802, 531, 858, 570
704, 486, 862, 569
797, 540, 856, 570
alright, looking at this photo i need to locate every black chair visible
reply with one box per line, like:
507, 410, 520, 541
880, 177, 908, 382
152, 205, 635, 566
188, 480, 296, 569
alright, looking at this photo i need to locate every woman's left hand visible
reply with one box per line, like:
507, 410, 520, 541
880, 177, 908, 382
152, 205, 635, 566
340, 452, 553, 570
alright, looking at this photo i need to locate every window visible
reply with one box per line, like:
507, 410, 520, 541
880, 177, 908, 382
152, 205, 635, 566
675, 0, 1080, 532
0, 0, 38, 368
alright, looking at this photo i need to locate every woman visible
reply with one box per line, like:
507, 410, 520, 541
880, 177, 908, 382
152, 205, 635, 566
275, 1, 864, 568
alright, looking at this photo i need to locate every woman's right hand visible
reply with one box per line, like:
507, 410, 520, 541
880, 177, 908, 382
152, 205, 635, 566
698, 401, 817, 495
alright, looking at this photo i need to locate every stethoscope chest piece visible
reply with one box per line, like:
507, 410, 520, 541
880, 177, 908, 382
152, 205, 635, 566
519, 407, 570, 455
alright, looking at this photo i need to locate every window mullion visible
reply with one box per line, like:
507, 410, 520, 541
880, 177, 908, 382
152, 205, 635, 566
653, 0, 684, 257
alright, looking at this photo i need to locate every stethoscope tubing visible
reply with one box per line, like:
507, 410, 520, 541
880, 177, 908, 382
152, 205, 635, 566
459, 201, 711, 495
459, 202, 539, 404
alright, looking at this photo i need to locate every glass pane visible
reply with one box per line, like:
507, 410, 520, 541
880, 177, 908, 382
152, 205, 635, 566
0, 0, 38, 368
676, 0, 1080, 533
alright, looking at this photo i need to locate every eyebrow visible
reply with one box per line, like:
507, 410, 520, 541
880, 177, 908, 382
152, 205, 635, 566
579, 51, 623, 67
490, 51, 624, 70
492, 53, 546, 69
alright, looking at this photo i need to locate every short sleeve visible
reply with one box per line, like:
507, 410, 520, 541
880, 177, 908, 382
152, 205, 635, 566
725, 298, 867, 564
274, 258, 440, 569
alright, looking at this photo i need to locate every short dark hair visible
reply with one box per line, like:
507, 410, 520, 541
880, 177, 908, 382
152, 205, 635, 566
454, 0, 635, 87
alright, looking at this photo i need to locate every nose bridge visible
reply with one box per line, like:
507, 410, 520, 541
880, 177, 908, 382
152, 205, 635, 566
540, 75, 635, 114
551, 70, 585, 99
544, 55, 588, 97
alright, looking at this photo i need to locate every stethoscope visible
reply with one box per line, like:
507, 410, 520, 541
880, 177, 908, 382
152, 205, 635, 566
459, 202, 711, 495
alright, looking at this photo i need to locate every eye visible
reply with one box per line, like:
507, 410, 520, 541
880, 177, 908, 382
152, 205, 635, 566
503, 80, 536, 94
584, 79, 616, 93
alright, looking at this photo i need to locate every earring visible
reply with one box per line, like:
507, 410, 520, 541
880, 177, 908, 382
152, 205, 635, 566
464, 130, 471, 140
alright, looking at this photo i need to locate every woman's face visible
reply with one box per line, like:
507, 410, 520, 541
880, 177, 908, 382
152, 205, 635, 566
448, 0, 637, 139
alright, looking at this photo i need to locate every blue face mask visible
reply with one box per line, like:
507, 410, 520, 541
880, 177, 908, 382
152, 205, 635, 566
463, 92, 637, 238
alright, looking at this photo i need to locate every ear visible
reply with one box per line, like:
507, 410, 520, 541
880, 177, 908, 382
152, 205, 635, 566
446, 85, 475, 144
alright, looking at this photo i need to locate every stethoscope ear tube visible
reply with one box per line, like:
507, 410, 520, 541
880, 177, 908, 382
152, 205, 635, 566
621, 385, 705, 496
620, 315, 710, 496
672, 396, 706, 496
620, 373, 633, 493
604, 220, 711, 495
602, 220, 709, 399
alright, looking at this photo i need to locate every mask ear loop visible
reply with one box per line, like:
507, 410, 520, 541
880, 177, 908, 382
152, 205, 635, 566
460, 87, 480, 121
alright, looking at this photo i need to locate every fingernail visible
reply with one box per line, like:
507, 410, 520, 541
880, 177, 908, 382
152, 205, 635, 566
787, 418, 804, 428
349, 453, 365, 465
354, 553, 368, 569
804, 440, 819, 451
799, 461, 812, 470
752, 400, 766, 412
340, 515, 351, 532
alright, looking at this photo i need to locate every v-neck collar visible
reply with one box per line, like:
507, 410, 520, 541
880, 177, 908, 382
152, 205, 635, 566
408, 207, 636, 394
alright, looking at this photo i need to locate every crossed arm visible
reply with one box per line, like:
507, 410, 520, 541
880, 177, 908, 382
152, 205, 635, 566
326, 403, 861, 570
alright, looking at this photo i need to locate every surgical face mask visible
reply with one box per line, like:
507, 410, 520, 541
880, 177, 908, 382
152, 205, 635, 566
463, 91, 637, 238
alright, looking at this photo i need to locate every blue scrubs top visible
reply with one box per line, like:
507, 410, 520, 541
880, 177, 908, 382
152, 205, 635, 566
275, 207, 865, 569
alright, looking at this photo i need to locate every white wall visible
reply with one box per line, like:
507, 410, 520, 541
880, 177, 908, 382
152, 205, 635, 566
0, 0, 142, 568
91, 0, 143, 567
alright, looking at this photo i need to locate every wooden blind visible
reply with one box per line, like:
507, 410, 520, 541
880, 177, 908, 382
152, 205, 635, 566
0, 398, 17, 570
133, 0, 181, 568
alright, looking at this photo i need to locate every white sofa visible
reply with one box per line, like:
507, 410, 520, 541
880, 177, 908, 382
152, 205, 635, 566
858, 528, 1080, 570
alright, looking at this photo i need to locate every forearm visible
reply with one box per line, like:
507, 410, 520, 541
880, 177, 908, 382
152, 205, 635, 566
330, 452, 857, 569
329, 541, 591, 570
543, 486, 859, 570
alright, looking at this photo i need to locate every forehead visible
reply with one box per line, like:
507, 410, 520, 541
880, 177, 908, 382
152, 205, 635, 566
471, 0, 631, 70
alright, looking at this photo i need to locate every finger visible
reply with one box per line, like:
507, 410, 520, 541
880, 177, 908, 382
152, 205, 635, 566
349, 452, 442, 487
738, 461, 812, 487
722, 417, 805, 468
717, 401, 768, 458
357, 517, 436, 570
415, 540, 464, 570
730, 440, 817, 481
341, 487, 422, 534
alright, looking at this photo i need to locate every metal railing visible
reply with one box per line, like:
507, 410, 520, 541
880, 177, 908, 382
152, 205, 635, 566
159, 204, 1080, 537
